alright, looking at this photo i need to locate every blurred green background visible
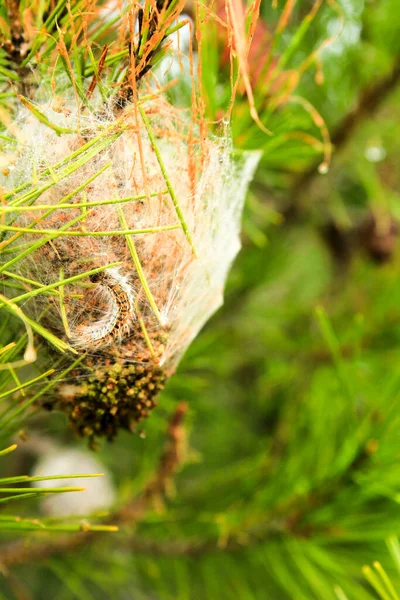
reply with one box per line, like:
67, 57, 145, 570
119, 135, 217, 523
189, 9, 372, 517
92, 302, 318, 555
1, 0, 400, 598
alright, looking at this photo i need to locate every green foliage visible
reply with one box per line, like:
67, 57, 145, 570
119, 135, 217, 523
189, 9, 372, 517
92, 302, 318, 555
0, 0, 400, 598
0, 444, 116, 533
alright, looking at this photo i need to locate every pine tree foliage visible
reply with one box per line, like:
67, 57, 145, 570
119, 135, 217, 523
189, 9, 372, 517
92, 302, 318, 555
0, 0, 399, 598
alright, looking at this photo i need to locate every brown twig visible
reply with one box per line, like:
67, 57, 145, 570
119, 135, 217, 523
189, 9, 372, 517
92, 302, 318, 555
0, 403, 188, 570
1, 0, 28, 64
285, 58, 400, 217
119, 400, 188, 519
118, 0, 186, 104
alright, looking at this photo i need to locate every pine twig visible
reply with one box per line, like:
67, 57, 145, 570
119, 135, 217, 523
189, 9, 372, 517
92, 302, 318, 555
1, 0, 27, 64
285, 58, 400, 217
124, 401, 188, 517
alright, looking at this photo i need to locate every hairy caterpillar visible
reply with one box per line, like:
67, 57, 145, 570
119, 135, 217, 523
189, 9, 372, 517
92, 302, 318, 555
71, 268, 135, 350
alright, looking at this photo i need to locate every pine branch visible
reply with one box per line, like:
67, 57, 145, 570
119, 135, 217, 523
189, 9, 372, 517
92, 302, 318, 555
0, 405, 378, 568
117, 0, 188, 103
1, 0, 27, 64
285, 57, 400, 219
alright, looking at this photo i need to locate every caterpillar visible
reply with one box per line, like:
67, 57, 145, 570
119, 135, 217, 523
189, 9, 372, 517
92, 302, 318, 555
71, 267, 135, 350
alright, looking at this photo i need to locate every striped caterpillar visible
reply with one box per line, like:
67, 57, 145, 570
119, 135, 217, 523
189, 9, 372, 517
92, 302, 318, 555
71, 267, 135, 350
